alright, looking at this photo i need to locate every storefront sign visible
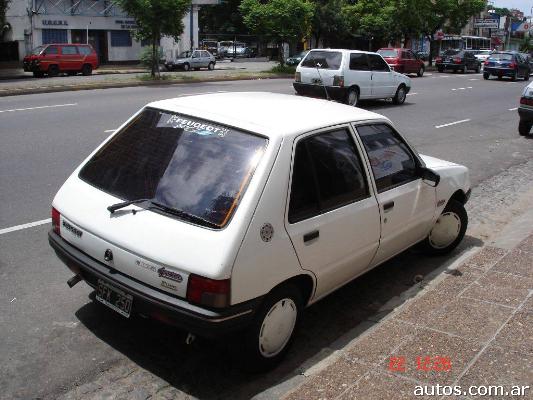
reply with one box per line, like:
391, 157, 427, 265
42, 19, 68, 26
474, 18, 499, 29
115, 19, 137, 29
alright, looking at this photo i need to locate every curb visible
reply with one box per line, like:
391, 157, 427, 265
0, 74, 293, 97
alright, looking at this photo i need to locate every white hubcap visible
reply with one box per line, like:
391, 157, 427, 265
429, 212, 461, 249
348, 91, 358, 106
258, 298, 297, 358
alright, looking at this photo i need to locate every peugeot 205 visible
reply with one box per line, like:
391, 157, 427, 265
49, 92, 470, 370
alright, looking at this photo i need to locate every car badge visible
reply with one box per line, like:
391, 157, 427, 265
104, 249, 114, 262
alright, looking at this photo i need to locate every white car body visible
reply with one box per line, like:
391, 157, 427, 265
294, 49, 412, 105
49, 93, 470, 367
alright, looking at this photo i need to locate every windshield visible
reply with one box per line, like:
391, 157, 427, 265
442, 49, 460, 56
79, 108, 268, 229
377, 49, 398, 58
301, 51, 342, 70
178, 51, 191, 58
31, 46, 44, 55
489, 53, 513, 61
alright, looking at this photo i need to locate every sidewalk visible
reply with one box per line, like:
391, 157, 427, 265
281, 210, 533, 399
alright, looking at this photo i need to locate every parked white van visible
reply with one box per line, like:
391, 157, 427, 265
49, 93, 470, 370
294, 49, 412, 107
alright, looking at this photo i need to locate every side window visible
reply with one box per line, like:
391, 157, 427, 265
78, 46, 92, 55
46, 46, 59, 55
368, 54, 390, 71
61, 46, 78, 55
349, 53, 370, 71
357, 124, 418, 193
288, 129, 369, 223
193, 51, 200, 58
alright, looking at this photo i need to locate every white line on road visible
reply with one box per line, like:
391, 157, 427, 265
0, 103, 77, 114
406, 92, 418, 96
458, 87, 466, 90
469, 78, 479, 81
425, 73, 433, 76
104, 129, 116, 133
0, 218, 51, 235
467, 86, 473, 89
435, 119, 471, 129
509, 107, 518, 111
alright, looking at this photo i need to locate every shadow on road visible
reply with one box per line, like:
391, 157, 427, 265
74, 235, 482, 399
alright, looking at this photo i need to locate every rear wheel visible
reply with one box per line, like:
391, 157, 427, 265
460, 65, 466, 74
519, 120, 532, 136
475, 64, 480, 73
48, 64, 59, 77
511, 72, 516, 81
33, 71, 44, 78
419, 199, 468, 255
483, 72, 490, 80
183, 63, 190, 71
81, 64, 92, 76
241, 285, 302, 372
437, 67, 444, 73
346, 87, 359, 107
525, 69, 530, 81
417, 66, 424, 77
392, 85, 407, 105
208, 62, 215, 70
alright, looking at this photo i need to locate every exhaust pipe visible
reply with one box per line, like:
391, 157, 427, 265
67, 274, 82, 288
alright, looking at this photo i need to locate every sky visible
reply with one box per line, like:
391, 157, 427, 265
491, 0, 533, 15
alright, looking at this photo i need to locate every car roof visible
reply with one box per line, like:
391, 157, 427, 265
308, 48, 379, 55
147, 92, 388, 139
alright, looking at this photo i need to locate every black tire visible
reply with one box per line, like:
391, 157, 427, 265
81, 64, 92, 76
419, 199, 468, 256
437, 67, 444, 73
511, 72, 516, 81
183, 63, 190, 71
519, 120, 532, 136
483, 72, 490, 80
417, 66, 424, 77
525, 70, 530, 81
475, 64, 480, 73
241, 284, 303, 372
460, 65, 466, 74
392, 84, 407, 105
48, 65, 59, 77
346, 87, 359, 107
208, 62, 215, 70
33, 71, 44, 78
497, 75, 503, 80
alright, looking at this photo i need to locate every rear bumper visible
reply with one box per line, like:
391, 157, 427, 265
48, 231, 261, 337
436, 63, 465, 70
484, 67, 516, 76
293, 82, 347, 102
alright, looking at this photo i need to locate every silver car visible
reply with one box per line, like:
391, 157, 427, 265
165, 50, 216, 71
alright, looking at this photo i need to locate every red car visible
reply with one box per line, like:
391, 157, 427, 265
23, 43, 99, 78
377, 48, 425, 77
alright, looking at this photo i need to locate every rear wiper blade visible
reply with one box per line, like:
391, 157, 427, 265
149, 201, 220, 229
107, 198, 151, 214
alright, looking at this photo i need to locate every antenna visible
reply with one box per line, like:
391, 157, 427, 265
313, 60, 331, 101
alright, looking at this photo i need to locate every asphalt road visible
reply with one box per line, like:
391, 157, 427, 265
1, 73, 532, 399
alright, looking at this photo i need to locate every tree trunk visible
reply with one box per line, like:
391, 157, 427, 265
278, 42, 285, 66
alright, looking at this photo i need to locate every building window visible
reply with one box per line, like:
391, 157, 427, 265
111, 30, 132, 47
42, 29, 68, 44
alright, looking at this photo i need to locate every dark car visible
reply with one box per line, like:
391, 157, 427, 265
23, 43, 98, 77
286, 50, 310, 66
483, 52, 530, 81
416, 50, 429, 61
435, 49, 480, 73
377, 48, 425, 76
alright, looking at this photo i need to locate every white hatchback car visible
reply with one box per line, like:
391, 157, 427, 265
294, 49, 412, 107
49, 93, 470, 370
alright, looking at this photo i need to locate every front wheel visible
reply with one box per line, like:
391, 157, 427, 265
419, 199, 468, 255
241, 285, 302, 372
392, 85, 407, 105
208, 62, 215, 70
346, 87, 359, 107
519, 120, 532, 136
483, 72, 490, 80
438, 67, 444, 73
525, 70, 530, 81
183, 63, 190, 71
417, 66, 424, 77
475, 64, 480, 73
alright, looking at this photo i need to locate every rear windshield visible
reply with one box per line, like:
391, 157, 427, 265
377, 49, 398, 58
79, 108, 267, 229
489, 53, 513, 61
301, 51, 342, 69
442, 49, 460, 56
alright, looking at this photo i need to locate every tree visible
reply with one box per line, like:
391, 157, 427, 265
118, 0, 191, 78
240, 0, 314, 65
311, 0, 349, 48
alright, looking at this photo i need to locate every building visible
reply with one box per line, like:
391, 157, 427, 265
3, 0, 217, 63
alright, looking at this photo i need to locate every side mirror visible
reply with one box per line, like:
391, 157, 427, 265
421, 167, 440, 187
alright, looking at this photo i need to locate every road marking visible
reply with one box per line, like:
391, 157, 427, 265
406, 92, 418, 96
509, 107, 518, 111
467, 86, 473, 89
469, 78, 479, 81
458, 87, 466, 90
435, 119, 471, 129
104, 129, 116, 133
0, 103, 77, 114
425, 73, 433, 76
451, 88, 457, 91
0, 218, 51, 235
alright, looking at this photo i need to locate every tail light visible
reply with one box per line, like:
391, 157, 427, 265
52, 207, 61, 235
435, 57, 442, 63
294, 71, 301, 82
520, 97, 533, 106
509, 62, 517, 69
484, 60, 489, 65
187, 274, 230, 308
395, 57, 402, 64
333, 75, 344, 87
454, 57, 462, 64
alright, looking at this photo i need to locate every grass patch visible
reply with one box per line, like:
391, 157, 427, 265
267, 64, 296, 74
138, 74, 174, 81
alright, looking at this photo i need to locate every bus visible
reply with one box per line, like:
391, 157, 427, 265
439, 35, 491, 53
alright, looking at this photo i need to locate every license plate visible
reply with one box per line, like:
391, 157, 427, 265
312, 78, 323, 85
96, 279, 133, 318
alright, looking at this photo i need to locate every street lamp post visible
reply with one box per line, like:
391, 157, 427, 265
86, 21, 91, 44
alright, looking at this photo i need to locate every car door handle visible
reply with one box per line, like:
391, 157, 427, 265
303, 230, 319, 243
383, 201, 395, 212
